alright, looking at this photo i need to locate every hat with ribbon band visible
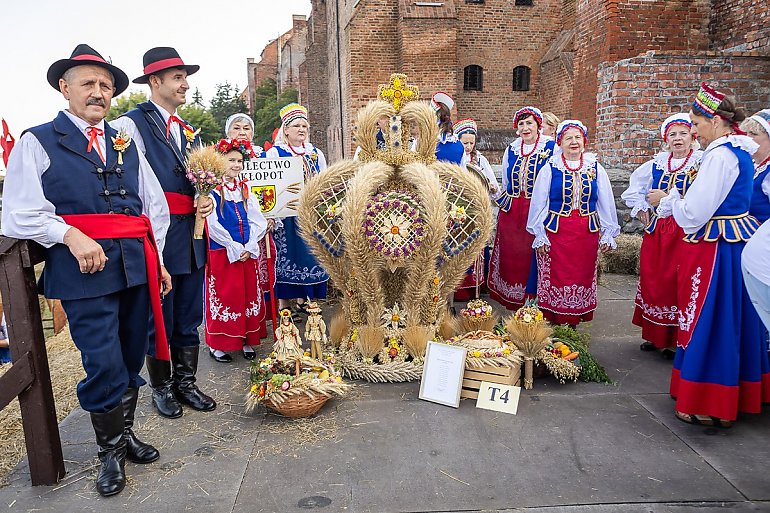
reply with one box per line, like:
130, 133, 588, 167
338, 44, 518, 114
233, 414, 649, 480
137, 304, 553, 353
133, 47, 200, 84
47, 44, 129, 95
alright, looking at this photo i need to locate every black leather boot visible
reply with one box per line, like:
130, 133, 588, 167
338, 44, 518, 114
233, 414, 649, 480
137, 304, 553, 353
170, 346, 216, 411
90, 405, 127, 497
121, 388, 160, 464
145, 355, 183, 418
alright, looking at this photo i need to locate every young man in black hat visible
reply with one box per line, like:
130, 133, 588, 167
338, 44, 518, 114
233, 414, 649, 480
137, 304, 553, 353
112, 47, 216, 418
2, 44, 171, 497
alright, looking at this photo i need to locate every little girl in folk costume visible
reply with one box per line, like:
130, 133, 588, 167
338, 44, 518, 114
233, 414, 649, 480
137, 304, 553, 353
205, 139, 270, 363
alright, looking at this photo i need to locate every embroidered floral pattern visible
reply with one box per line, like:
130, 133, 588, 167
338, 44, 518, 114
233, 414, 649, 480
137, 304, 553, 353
536, 252, 596, 314
488, 242, 526, 302
207, 275, 242, 322
678, 266, 702, 334
274, 223, 330, 284
635, 282, 678, 324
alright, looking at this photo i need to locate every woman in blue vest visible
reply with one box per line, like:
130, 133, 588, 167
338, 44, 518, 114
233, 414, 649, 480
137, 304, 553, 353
741, 109, 770, 223
489, 107, 556, 310
205, 139, 269, 363
264, 104, 328, 314
431, 92, 465, 164
621, 114, 702, 357
527, 120, 619, 326
648, 83, 770, 427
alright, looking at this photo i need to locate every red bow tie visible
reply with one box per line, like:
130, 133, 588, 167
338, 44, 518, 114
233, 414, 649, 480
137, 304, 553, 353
165, 115, 193, 139
85, 126, 105, 163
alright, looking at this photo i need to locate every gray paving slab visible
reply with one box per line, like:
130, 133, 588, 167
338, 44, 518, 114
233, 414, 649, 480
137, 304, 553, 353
495, 503, 770, 513
635, 394, 770, 502
236, 390, 743, 513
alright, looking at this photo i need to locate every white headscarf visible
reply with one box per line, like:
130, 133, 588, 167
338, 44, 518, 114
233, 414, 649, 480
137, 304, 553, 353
224, 113, 254, 138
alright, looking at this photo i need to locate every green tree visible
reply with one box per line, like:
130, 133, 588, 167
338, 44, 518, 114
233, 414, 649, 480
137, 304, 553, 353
252, 79, 298, 146
178, 104, 220, 145
209, 82, 249, 131
191, 88, 204, 108
106, 91, 148, 121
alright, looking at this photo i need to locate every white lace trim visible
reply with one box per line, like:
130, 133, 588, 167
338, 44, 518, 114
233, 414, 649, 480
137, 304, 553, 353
532, 234, 551, 249
439, 132, 459, 144
550, 150, 598, 173
599, 232, 617, 249
705, 135, 759, 157
656, 189, 679, 218
508, 135, 554, 157
755, 160, 770, 180
630, 202, 652, 218
652, 150, 704, 175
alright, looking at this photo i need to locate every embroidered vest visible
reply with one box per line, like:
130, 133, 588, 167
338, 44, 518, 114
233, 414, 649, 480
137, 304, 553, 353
27, 113, 147, 300
685, 142, 760, 243
544, 161, 600, 234
496, 139, 555, 211
272, 145, 323, 177
123, 102, 206, 274
209, 190, 251, 250
646, 158, 698, 234
749, 164, 770, 223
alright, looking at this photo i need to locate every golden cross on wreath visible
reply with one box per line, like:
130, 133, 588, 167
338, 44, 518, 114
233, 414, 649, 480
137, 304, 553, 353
378, 73, 419, 112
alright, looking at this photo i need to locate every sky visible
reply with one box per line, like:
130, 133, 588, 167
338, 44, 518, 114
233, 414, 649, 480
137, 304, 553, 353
0, 0, 312, 168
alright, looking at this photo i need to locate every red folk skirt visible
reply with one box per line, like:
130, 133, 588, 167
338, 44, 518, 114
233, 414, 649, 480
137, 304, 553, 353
536, 211, 600, 325
632, 217, 686, 349
488, 196, 537, 310
205, 249, 266, 351
256, 236, 277, 338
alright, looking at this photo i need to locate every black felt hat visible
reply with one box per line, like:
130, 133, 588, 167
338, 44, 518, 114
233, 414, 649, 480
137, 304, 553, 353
47, 44, 129, 95
132, 47, 200, 84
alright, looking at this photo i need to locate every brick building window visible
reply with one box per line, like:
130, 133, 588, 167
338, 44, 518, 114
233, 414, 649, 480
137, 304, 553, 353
512, 66, 531, 91
464, 65, 483, 91
514, 0, 533, 5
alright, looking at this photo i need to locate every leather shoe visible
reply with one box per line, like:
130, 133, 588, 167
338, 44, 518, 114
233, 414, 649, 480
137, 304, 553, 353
242, 347, 257, 360
209, 349, 233, 363
639, 341, 656, 351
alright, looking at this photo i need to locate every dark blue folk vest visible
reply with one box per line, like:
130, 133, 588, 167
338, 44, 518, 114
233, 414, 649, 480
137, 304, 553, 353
122, 102, 206, 275
750, 164, 770, 223
26, 112, 147, 300
544, 160, 601, 234
209, 190, 251, 250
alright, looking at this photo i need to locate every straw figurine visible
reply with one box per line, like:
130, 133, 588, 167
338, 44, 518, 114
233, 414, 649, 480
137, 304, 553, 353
505, 302, 553, 389
274, 309, 304, 360
304, 301, 328, 359
185, 145, 227, 239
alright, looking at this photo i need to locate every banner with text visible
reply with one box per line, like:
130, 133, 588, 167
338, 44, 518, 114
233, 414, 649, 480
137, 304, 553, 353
241, 157, 305, 219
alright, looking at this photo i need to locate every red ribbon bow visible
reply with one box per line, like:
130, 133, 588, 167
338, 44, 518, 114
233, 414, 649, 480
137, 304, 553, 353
85, 126, 105, 163
165, 115, 193, 138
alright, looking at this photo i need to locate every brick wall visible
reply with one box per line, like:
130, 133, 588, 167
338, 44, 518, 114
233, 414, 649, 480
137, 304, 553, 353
711, 0, 770, 53
304, 0, 330, 147
595, 51, 770, 170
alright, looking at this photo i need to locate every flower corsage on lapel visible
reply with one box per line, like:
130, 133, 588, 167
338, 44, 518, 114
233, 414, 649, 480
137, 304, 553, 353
112, 129, 131, 165
183, 126, 201, 150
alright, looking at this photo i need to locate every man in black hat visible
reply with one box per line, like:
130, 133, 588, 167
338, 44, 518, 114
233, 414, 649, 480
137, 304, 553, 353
2, 44, 171, 497
112, 47, 216, 419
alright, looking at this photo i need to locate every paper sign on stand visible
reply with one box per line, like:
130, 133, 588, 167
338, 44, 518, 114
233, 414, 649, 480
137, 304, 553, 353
240, 157, 305, 219
419, 342, 467, 408
475, 382, 521, 415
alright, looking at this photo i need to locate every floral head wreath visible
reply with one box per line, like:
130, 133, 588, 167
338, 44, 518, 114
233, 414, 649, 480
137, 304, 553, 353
216, 138, 255, 160
556, 120, 588, 145
513, 106, 543, 129
279, 308, 293, 321
660, 113, 692, 140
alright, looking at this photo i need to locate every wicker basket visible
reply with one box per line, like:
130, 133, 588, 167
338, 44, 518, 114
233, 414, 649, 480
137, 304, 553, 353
263, 393, 330, 418
260, 358, 331, 418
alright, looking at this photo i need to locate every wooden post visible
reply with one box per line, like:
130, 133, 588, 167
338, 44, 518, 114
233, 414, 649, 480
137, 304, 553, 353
0, 238, 65, 485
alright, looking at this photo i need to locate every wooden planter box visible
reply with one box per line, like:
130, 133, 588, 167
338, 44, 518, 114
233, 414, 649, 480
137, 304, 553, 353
460, 362, 521, 400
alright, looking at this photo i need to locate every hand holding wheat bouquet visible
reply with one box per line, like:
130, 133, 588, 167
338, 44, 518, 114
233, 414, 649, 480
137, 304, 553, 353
185, 146, 227, 239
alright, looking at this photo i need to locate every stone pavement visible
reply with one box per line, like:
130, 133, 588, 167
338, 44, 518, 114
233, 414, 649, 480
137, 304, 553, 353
1, 274, 769, 513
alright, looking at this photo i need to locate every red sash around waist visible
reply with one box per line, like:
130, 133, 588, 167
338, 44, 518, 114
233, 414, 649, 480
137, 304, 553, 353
164, 192, 196, 215
60, 213, 170, 361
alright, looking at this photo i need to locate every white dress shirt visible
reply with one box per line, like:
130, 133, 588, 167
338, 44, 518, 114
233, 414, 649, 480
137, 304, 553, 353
526, 152, 620, 249
1, 110, 169, 259
110, 100, 185, 154
207, 183, 269, 263
656, 135, 758, 233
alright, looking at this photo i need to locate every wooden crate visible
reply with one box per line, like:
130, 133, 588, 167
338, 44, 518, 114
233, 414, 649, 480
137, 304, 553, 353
461, 362, 521, 400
